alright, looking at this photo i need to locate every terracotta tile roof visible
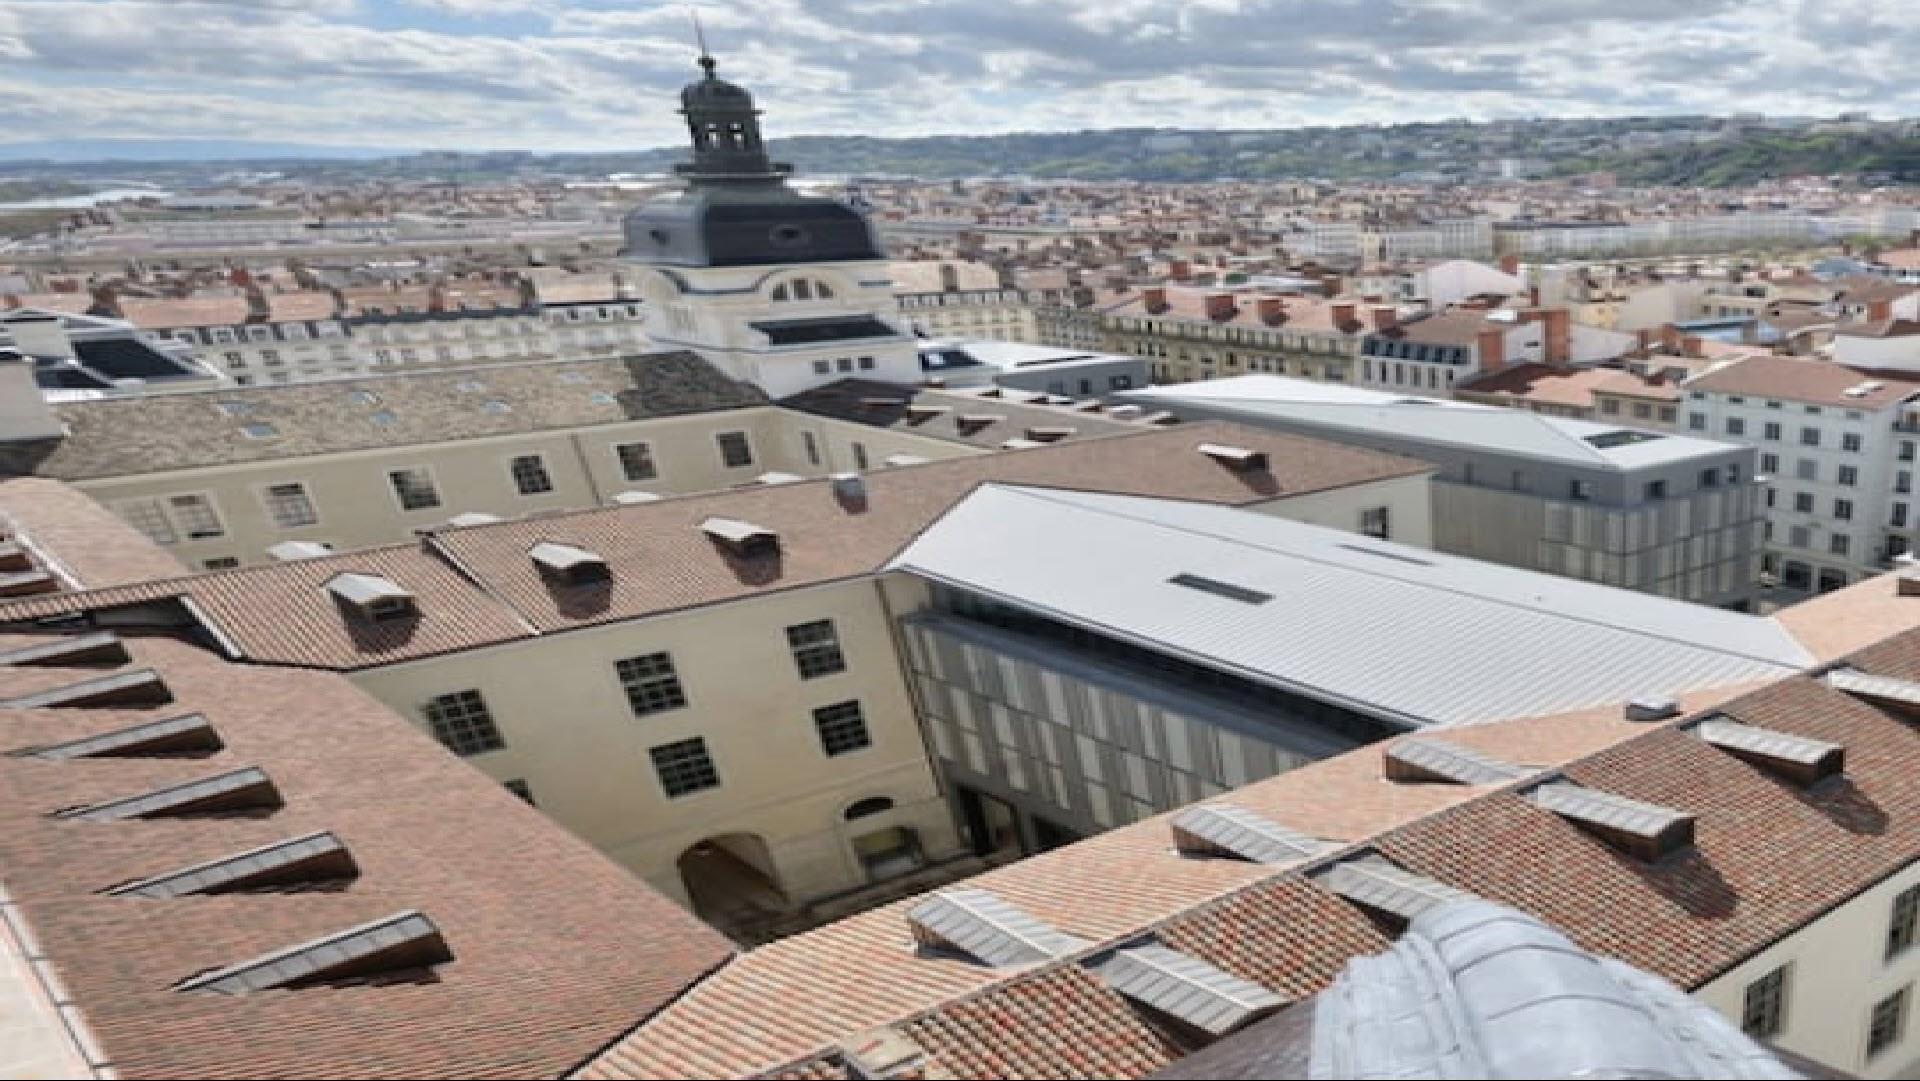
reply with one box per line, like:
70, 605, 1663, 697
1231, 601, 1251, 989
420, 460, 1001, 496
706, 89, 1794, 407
116, 296, 252, 329
1835, 317, 1920, 339
580, 624, 1920, 1081
1684, 355, 1920, 409
1099, 287, 1365, 336
0, 477, 187, 588
2, 292, 98, 315
0, 633, 731, 1080
1455, 363, 1622, 410
0, 352, 769, 481
889, 261, 1001, 293
1375, 308, 1495, 347
1774, 571, 1920, 663
1591, 369, 1684, 403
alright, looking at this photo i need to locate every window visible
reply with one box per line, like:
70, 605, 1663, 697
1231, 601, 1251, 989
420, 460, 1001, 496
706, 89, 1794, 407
1797, 458, 1818, 481
1764, 421, 1782, 441
1869, 987, 1910, 1060
1832, 534, 1851, 556
852, 826, 922, 881
812, 358, 830, 375
1844, 432, 1865, 453
1904, 441, 1916, 463
650, 737, 719, 797
802, 430, 821, 468
716, 431, 754, 469
388, 468, 441, 511
1897, 503, 1912, 528
1800, 427, 1821, 447
508, 454, 554, 495
1794, 492, 1815, 513
845, 796, 895, 820
852, 441, 870, 471
422, 690, 505, 756
1839, 465, 1859, 487
1836, 498, 1855, 521
1790, 525, 1812, 549
503, 778, 535, 804
1644, 480, 1668, 501
1741, 966, 1788, 1039
1761, 453, 1779, 474
1725, 417, 1745, 437
858, 356, 876, 371
813, 700, 872, 757
1900, 471, 1913, 495
202, 556, 240, 570
1361, 505, 1391, 539
1699, 468, 1720, 489
1688, 413, 1706, 431
1891, 884, 1920, 959
786, 620, 846, 679
615, 441, 657, 482
616, 652, 687, 716
261, 482, 318, 529
1568, 479, 1594, 502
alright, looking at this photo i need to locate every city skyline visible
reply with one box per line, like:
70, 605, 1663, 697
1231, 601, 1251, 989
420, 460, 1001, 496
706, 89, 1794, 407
1, 0, 1917, 154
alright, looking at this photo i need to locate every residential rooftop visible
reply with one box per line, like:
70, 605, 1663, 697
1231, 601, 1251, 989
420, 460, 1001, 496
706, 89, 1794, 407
780, 378, 1146, 449
1685, 354, 1920, 409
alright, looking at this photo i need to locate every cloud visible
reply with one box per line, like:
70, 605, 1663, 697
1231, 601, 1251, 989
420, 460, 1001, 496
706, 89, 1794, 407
0, 0, 1914, 152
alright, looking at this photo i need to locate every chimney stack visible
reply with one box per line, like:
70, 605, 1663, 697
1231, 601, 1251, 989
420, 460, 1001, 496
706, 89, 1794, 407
1256, 296, 1288, 326
1869, 298, 1894, 323
1204, 292, 1237, 321
1476, 326, 1507, 374
1498, 253, 1521, 276
1682, 335, 1707, 359
1143, 287, 1170, 315
1522, 308, 1572, 365
1332, 302, 1358, 331
1369, 305, 1398, 332
1169, 258, 1192, 281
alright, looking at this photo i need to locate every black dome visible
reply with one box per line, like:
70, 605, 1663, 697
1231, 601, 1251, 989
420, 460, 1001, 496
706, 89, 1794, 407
623, 185, 887, 269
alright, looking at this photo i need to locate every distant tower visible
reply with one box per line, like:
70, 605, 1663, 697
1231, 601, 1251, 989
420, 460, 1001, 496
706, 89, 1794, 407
623, 44, 916, 398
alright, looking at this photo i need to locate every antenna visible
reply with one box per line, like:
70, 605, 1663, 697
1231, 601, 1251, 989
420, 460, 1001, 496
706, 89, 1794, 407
691, 8, 715, 75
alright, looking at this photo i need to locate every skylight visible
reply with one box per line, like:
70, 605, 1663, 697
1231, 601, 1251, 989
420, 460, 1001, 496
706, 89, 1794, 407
239, 422, 279, 440
1168, 572, 1272, 605
1585, 429, 1665, 449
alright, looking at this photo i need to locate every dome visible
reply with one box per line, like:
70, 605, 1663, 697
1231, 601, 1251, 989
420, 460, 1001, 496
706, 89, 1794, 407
680, 56, 755, 112
622, 185, 887, 269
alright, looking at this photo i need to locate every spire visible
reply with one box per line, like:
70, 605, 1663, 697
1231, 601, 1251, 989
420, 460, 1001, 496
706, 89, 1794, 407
675, 17, 787, 182
692, 10, 716, 78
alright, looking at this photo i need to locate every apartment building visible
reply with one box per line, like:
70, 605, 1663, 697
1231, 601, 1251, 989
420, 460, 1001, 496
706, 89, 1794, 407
0, 419, 1436, 940
119, 292, 358, 384
1120, 375, 1765, 607
1684, 355, 1920, 594
1098, 285, 1372, 385
890, 260, 1038, 342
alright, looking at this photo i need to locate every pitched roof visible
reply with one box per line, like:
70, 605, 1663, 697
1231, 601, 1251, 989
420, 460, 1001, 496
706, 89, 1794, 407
0, 423, 1428, 671
0, 352, 770, 481
1684, 355, 1920, 409
779, 379, 1144, 448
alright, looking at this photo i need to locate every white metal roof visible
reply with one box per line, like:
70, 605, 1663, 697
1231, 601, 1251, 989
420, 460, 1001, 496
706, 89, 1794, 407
1119, 374, 1736, 470
886, 485, 1809, 727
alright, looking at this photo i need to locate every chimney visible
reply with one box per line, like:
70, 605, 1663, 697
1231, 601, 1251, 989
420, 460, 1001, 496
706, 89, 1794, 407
1332, 302, 1358, 331
1169, 258, 1192, 281
1256, 296, 1287, 326
1369, 305, 1397, 332
939, 263, 960, 293
1870, 298, 1894, 322
0, 350, 62, 442
1682, 335, 1706, 359
1476, 326, 1507, 374
1659, 323, 1684, 354
1204, 292, 1237, 321
1498, 253, 1521, 276
1635, 327, 1654, 353
1143, 287, 1170, 315
1521, 309, 1572, 365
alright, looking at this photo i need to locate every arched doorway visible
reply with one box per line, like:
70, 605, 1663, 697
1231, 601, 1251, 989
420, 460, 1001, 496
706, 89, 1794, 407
677, 833, 790, 943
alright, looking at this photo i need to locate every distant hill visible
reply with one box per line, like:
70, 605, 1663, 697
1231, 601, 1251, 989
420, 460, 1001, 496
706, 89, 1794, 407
1560, 131, 1920, 187
0, 138, 404, 163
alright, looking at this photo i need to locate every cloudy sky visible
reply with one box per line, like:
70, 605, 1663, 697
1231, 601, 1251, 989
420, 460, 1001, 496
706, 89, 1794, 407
0, 0, 1915, 152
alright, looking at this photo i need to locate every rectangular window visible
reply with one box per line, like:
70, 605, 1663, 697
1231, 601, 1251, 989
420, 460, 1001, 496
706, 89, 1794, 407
1793, 492, 1815, 513
1361, 505, 1391, 539
261, 482, 319, 529
857, 356, 876, 371
614, 441, 657, 482
1869, 987, 1909, 1060
163, 493, 224, 539
1725, 417, 1745, 437
1801, 427, 1821, 447
388, 468, 442, 511
1897, 503, 1911, 528
1843, 432, 1864, 453
813, 700, 872, 757
650, 736, 719, 797
1761, 453, 1779, 474
616, 651, 688, 716
1836, 498, 1855, 521
1699, 468, 1720, 489
1839, 465, 1859, 487
422, 690, 505, 756
1741, 966, 1788, 1039
509, 454, 554, 495
802, 430, 821, 467
1797, 458, 1818, 481
1832, 534, 1852, 556
1644, 480, 1668, 501
1903, 441, 1916, 463
1890, 884, 1920, 959
1764, 422, 1782, 441
1688, 413, 1707, 431
786, 620, 846, 679
853, 441, 870, 470
716, 431, 754, 469
503, 778, 535, 804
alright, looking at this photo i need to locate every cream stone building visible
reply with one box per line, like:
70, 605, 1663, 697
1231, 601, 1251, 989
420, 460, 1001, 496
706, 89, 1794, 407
891, 259, 1038, 343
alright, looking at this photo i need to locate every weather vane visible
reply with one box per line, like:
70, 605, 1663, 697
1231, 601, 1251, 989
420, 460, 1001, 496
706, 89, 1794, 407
691, 8, 715, 75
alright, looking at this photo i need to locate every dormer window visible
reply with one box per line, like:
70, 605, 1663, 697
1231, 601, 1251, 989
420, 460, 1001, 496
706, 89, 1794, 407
326, 572, 418, 623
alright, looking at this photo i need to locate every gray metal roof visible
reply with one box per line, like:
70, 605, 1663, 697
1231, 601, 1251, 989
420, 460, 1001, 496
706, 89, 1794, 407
175, 910, 449, 995
1170, 804, 1333, 865
1119, 375, 1737, 470
16, 712, 219, 760
1099, 943, 1285, 1037
886, 485, 1810, 728
906, 888, 1086, 967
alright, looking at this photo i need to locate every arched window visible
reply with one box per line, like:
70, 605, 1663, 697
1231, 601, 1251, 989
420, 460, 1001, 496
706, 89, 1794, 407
792, 279, 813, 301
845, 796, 895, 821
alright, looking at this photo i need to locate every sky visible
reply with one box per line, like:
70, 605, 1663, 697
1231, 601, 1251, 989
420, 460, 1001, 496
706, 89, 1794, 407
0, 0, 1916, 153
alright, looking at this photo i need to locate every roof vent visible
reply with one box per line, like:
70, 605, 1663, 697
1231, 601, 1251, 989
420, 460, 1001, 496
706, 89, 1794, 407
1108, 404, 1145, 420
1384, 738, 1527, 786
267, 540, 334, 561
882, 453, 928, 468
906, 887, 1086, 967
55, 766, 281, 821
3, 668, 172, 710
701, 517, 780, 558
957, 412, 1006, 433
109, 831, 356, 898
1527, 781, 1694, 861
15, 713, 220, 760
1199, 443, 1269, 471
1170, 803, 1331, 864
175, 910, 450, 994
756, 471, 805, 486
860, 395, 909, 409
1000, 437, 1045, 450
0, 569, 58, 597
1896, 564, 1920, 598
1690, 716, 1844, 786
443, 511, 504, 528
0, 631, 129, 668
1623, 696, 1682, 723
1100, 943, 1285, 1037
905, 403, 949, 422
529, 541, 610, 586
611, 489, 663, 505
1312, 853, 1473, 925
1071, 400, 1106, 413
831, 472, 867, 505
325, 572, 417, 622
1826, 666, 1920, 712
1024, 426, 1077, 443
0, 540, 31, 572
